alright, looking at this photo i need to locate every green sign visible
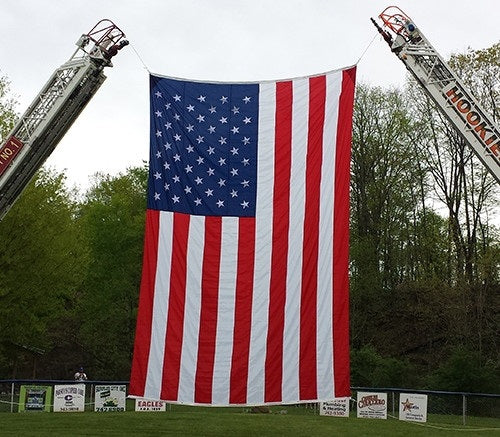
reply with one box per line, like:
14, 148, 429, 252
18, 385, 53, 412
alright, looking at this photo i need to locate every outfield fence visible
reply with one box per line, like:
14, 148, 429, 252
351, 387, 499, 426
0, 380, 498, 426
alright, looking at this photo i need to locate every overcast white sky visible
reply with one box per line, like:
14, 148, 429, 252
1, 0, 498, 190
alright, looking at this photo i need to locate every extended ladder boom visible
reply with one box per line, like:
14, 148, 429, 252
0, 20, 128, 219
372, 6, 500, 184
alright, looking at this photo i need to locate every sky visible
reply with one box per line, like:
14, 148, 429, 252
1, 0, 498, 190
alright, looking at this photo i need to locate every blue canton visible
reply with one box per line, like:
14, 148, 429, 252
148, 75, 259, 217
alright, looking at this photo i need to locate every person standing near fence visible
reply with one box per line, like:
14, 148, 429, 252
74, 367, 88, 381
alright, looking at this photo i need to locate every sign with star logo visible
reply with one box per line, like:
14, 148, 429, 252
399, 393, 428, 422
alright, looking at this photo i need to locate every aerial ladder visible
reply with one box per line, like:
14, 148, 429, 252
0, 20, 128, 219
371, 6, 500, 184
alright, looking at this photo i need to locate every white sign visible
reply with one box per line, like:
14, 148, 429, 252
135, 398, 167, 412
319, 398, 350, 417
356, 392, 387, 419
399, 393, 428, 423
53, 384, 86, 412
94, 385, 126, 412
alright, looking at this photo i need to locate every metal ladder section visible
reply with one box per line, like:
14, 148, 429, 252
372, 6, 500, 184
0, 19, 128, 219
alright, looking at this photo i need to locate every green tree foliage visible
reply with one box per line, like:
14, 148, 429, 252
448, 43, 499, 123
349, 44, 499, 389
427, 347, 499, 394
351, 346, 416, 388
406, 44, 499, 284
350, 84, 450, 353
75, 166, 147, 380
0, 168, 87, 378
0, 73, 17, 139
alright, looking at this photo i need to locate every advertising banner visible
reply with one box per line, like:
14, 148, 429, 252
356, 392, 387, 419
53, 384, 86, 412
399, 393, 428, 422
135, 398, 167, 412
319, 397, 350, 417
94, 385, 126, 412
18, 385, 52, 412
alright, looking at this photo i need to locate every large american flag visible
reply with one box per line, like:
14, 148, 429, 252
130, 66, 356, 406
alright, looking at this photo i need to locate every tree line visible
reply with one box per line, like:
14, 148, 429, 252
0, 45, 498, 394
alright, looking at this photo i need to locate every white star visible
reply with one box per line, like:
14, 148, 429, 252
197, 95, 206, 102
219, 117, 228, 124
164, 162, 170, 170
172, 195, 180, 203
230, 168, 238, 176
216, 199, 225, 207
174, 133, 182, 141
156, 151, 162, 158
243, 96, 251, 104
194, 176, 203, 185
186, 144, 194, 153
205, 188, 214, 196
184, 185, 192, 194
196, 156, 204, 165
218, 157, 226, 166
154, 171, 162, 179
164, 142, 172, 150
208, 125, 216, 134
209, 106, 217, 113
242, 137, 250, 145
165, 122, 172, 129
230, 147, 239, 155
154, 192, 161, 200
173, 113, 181, 121
173, 175, 180, 183
231, 106, 240, 114
186, 104, 195, 112
173, 154, 181, 161
173, 94, 182, 102
207, 167, 215, 176
241, 200, 249, 209
218, 178, 226, 187
197, 114, 205, 123
194, 198, 202, 206
155, 91, 162, 98
218, 136, 227, 145
155, 110, 162, 117
186, 124, 195, 132
207, 146, 215, 155
231, 126, 240, 134
165, 102, 171, 109
156, 130, 162, 137
230, 189, 238, 197
220, 96, 228, 104
196, 135, 204, 144
185, 164, 193, 173
164, 182, 170, 190
241, 158, 250, 166
243, 117, 252, 124
241, 179, 250, 187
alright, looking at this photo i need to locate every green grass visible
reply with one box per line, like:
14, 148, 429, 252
0, 407, 498, 436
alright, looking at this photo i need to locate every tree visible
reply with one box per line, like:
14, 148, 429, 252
350, 83, 440, 350
76, 166, 147, 379
0, 72, 17, 139
0, 168, 87, 378
405, 44, 499, 364
406, 44, 499, 284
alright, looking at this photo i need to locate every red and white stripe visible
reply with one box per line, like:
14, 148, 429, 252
130, 66, 356, 405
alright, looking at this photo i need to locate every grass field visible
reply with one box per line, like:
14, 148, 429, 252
1, 406, 499, 436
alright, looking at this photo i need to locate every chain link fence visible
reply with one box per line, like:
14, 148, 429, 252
0, 380, 498, 428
